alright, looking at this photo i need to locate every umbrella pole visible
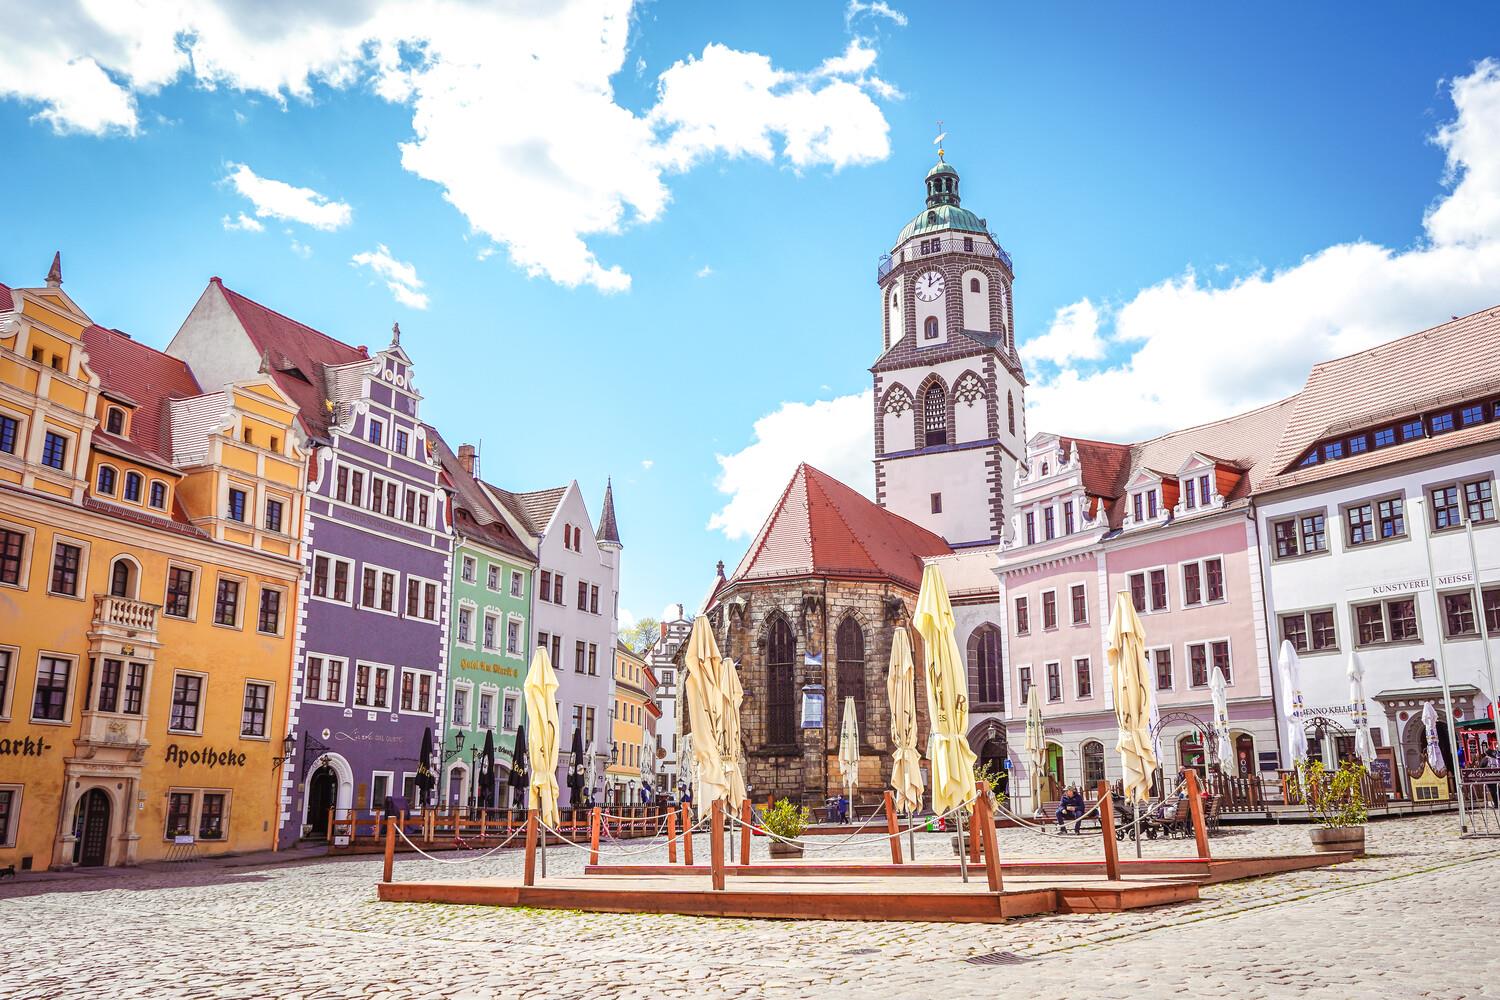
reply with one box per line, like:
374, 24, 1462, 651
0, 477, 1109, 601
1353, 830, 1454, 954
956, 809, 969, 883
907, 808, 917, 861
1134, 805, 1141, 859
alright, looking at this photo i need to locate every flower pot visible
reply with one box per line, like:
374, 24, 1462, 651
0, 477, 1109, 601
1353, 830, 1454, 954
768, 839, 804, 859
1310, 826, 1365, 856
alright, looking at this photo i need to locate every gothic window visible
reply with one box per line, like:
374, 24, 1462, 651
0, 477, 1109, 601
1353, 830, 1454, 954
835, 617, 866, 735
883, 385, 912, 415
968, 624, 1003, 709
923, 316, 939, 340
970, 277, 980, 292
1007, 392, 1016, 434
924, 385, 947, 447
766, 616, 796, 746
954, 372, 983, 407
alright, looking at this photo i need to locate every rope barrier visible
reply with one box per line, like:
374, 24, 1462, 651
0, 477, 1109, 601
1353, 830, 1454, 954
539, 814, 714, 860
393, 822, 525, 865
724, 792, 984, 852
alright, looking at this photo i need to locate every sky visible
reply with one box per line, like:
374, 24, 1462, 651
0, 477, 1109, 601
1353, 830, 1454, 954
3, 2, 1500, 629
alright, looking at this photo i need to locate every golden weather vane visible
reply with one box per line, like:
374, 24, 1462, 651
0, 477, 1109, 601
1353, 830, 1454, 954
934, 119, 948, 161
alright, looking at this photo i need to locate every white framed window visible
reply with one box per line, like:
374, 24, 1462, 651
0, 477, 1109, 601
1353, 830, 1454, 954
457, 604, 475, 646
451, 682, 472, 728
47, 534, 90, 598
482, 612, 499, 651
367, 416, 385, 447
1040, 588, 1059, 630
502, 690, 519, 732
0, 521, 35, 592
1127, 567, 1169, 614
1069, 583, 1088, 626
510, 570, 524, 598
370, 771, 394, 811
486, 564, 501, 591
399, 667, 436, 715
1150, 646, 1174, 691
0, 785, 22, 848
1185, 638, 1232, 687
212, 573, 245, 629
30, 652, 76, 724
1180, 556, 1227, 608
461, 555, 477, 584
353, 661, 394, 711
311, 553, 355, 605
404, 574, 440, 622
0, 645, 15, 720
164, 562, 199, 619
360, 563, 400, 615
168, 669, 208, 734
240, 680, 273, 739
477, 689, 496, 731
302, 654, 349, 707
506, 616, 523, 656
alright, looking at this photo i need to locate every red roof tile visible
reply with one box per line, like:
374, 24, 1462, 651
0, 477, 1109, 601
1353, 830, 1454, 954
729, 464, 952, 590
81, 325, 202, 464
1059, 437, 1133, 498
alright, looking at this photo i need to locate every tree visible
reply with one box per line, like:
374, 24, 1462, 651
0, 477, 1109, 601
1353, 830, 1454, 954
624, 617, 660, 654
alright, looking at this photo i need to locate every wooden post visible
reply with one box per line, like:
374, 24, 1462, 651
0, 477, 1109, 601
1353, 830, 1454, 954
480, 809, 488, 842
382, 817, 396, 883
968, 807, 982, 863
589, 807, 602, 866
1185, 769, 1211, 860
1098, 780, 1121, 881
667, 807, 678, 863
975, 782, 1003, 892
523, 811, 539, 886
883, 791, 903, 864
739, 800, 752, 867
682, 803, 694, 866
709, 799, 726, 891
326, 807, 335, 844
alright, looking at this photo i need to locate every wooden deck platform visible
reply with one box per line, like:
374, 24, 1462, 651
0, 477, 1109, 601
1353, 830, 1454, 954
376, 870, 1198, 922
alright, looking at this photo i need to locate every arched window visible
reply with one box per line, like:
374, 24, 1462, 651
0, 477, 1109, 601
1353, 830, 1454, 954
148, 481, 167, 509
97, 465, 117, 495
105, 407, 124, 435
924, 385, 947, 447
835, 617, 866, 734
969, 277, 980, 293
923, 316, 939, 341
123, 471, 142, 503
108, 556, 136, 599
1082, 740, 1106, 788
1007, 392, 1016, 435
766, 617, 796, 746
967, 624, 1003, 709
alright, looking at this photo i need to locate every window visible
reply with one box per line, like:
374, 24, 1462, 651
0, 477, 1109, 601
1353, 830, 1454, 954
1070, 584, 1087, 625
214, 577, 241, 626
312, 555, 352, 603
1074, 657, 1092, 699
1185, 480, 1196, 509
1008, 392, 1015, 434
0, 787, 18, 848
1025, 512, 1035, 545
503, 691, 519, 731
361, 567, 396, 612
510, 571, 524, 598
588, 643, 598, 675
1443, 591, 1478, 638
1402, 419, 1425, 441
1464, 479, 1495, 523
1462, 404, 1485, 426
1210, 639, 1231, 684
452, 686, 470, 726
0, 528, 22, 586
767, 617, 796, 746
50, 541, 82, 596
1299, 513, 1326, 553
1324, 441, 1344, 460
257, 588, 282, 634
1353, 598, 1419, 647
539, 570, 551, 602
1348, 434, 1368, 455
1204, 558, 1224, 602
483, 613, 498, 650
1014, 596, 1030, 635
1430, 485, 1462, 530
1346, 503, 1375, 546
1183, 562, 1202, 606
1046, 662, 1062, 702
32, 656, 71, 721
1281, 609, 1338, 653
575, 640, 587, 673
487, 564, 500, 590
123, 472, 142, 503
224, 487, 248, 523
457, 606, 474, 644
400, 669, 434, 713
108, 559, 133, 598
0, 649, 12, 717
241, 681, 271, 737
462, 556, 477, 584
1133, 493, 1143, 523
199, 794, 226, 841
368, 418, 384, 445
167, 793, 194, 838
836, 617, 867, 734
405, 579, 438, 621
1430, 411, 1455, 434
265, 498, 285, 533
1018, 666, 1033, 703
304, 656, 345, 703
1147, 490, 1158, 519
395, 429, 409, 454
577, 580, 588, 610
0, 414, 17, 454
1129, 572, 1147, 613
553, 573, 564, 604
1128, 569, 1168, 613
923, 384, 946, 445
41, 431, 67, 470
968, 625, 1003, 709
1041, 507, 1055, 540
1484, 586, 1500, 633
170, 673, 203, 732
1153, 648, 1172, 691
1374, 427, 1396, 447
100, 660, 126, 713
477, 691, 495, 731
149, 481, 167, 509
1187, 643, 1209, 688
163, 566, 194, 618
924, 316, 939, 340
507, 618, 522, 655
354, 663, 391, 710
1040, 590, 1058, 630
1271, 512, 1326, 559
97, 466, 117, 495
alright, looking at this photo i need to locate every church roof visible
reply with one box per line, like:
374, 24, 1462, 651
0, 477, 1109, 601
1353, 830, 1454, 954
596, 479, 621, 545
895, 203, 988, 245
727, 464, 952, 591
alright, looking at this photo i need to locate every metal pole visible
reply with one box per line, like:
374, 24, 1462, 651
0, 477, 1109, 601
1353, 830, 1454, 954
1416, 499, 1470, 833
1462, 517, 1500, 754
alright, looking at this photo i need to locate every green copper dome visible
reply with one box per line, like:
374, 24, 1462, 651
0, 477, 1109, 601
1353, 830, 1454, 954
927, 161, 958, 178
895, 203, 988, 244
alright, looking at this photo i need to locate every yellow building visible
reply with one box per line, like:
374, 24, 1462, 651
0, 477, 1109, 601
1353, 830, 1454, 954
0, 259, 306, 870
605, 641, 658, 805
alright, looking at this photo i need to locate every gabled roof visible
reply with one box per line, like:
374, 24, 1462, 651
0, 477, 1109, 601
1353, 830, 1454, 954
82, 325, 202, 465
210, 279, 369, 440
1261, 305, 1500, 492
1056, 436, 1133, 499
596, 479, 621, 545
728, 464, 952, 590
510, 485, 569, 535
872, 328, 1022, 377
426, 427, 535, 564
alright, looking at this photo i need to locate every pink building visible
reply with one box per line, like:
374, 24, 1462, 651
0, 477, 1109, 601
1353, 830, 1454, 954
996, 399, 1295, 803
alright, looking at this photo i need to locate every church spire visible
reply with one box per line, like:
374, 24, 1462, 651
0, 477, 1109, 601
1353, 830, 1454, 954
46, 251, 62, 288
595, 478, 622, 548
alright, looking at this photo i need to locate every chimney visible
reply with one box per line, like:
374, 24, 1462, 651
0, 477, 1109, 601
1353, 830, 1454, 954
676, 603, 684, 620
660, 622, 668, 639
457, 444, 476, 476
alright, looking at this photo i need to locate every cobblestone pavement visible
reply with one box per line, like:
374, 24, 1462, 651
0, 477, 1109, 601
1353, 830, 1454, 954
2, 813, 1498, 999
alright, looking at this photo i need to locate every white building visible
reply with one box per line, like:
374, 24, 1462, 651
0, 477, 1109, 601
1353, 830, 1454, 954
643, 602, 692, 794
1256, 308, 1500, 795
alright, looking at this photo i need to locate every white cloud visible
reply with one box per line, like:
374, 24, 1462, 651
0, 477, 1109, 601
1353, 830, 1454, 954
1025, 59, 1500, 441
695, 265, 713, 278
846, 1, 908, 27
640, 459, 654, 470
351, 244, 429, 310
618, 607, 638, 632
0, 3, 897, 294
708, 390, 873, 540
288, 239, 312, 259
225, 162, 351, 231
221, 212, 264, 233
1021, 299, 1105, 366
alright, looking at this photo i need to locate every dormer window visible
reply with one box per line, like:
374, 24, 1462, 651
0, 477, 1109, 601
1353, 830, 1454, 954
105, 408, 125, 435
97, 466, 117, 495
149, 481, 167, 509
124, 472, 142, 503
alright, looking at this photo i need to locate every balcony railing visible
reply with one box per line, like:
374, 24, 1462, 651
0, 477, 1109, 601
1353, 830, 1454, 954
93, 594, 161, 633
877, 235, 1014, 282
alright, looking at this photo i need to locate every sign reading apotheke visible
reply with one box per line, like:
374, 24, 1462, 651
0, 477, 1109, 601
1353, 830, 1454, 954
165, 744, 247, 769
1367, 571, 1473, 597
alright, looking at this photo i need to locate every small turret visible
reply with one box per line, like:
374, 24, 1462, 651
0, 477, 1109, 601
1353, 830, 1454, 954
46, 252, 62, 288
596, 478, 622, 548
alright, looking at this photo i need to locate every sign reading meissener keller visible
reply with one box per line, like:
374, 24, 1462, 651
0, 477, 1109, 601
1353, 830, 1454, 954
165, 744, 247, 768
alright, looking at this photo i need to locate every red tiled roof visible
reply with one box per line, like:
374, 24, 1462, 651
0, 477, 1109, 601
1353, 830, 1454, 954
212, 279, 367, 440
426, 426, 536, 564
729, 464, 952, 590
81, 325, 202, 464
1059, 437, 1133, 499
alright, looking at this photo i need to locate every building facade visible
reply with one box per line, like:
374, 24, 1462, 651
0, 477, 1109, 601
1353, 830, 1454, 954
605, 641, 654, 804
0, 262, 305, 870
642, 603, 691, 794
168, 281, 451, 845
1256, 309, 1500, 794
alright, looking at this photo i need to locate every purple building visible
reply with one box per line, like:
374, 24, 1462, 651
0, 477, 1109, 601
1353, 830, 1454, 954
168, 280, 451, 844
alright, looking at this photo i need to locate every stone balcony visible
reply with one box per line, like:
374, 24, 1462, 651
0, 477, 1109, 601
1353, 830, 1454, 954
92, 594, 160, 638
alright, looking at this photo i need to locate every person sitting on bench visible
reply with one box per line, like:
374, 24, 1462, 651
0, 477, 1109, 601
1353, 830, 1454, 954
1056, 785, 1086, 834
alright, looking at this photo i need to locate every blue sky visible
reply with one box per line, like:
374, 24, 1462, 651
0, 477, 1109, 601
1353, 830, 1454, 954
3, 2, 1500, 627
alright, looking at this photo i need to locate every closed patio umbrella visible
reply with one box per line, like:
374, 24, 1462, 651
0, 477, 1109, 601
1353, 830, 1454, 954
414, 726, 436, 807
1278, 640, 1310, 768
1210, 666, 1233, 771
682, 616, 730, 821
568, 726, 587, 808
1347, 651, 1375, 762
508, 722, 530, 810
1106, 592, 1158, 806
522, 649, 561, 828
1024, 684, 1046, 815
885, 628, 924, 816
839, 696, 860, 811
480, 728, 497, 808
1423, 701, 1445, 773
913, 564, 977, 817
721, 657, 748, 812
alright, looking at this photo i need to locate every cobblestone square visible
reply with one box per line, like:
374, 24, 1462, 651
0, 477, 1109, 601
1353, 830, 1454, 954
2, 814, 1496, 999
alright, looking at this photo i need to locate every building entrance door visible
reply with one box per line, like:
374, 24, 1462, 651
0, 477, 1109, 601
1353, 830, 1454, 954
307, 765, 336, 837
77, 789, 111, 867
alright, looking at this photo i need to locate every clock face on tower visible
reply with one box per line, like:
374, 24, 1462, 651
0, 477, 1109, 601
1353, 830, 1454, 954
915, 270, 945, 302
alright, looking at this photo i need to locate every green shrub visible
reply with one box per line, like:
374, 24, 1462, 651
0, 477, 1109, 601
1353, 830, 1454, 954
762, 798, 811, 840
1298, 759, 1369, 829
974, 759, 1008, 805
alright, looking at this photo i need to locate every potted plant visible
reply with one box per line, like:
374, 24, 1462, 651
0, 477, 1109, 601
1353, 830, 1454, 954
1300, 759, 1368, 855
762, 798, 811, 858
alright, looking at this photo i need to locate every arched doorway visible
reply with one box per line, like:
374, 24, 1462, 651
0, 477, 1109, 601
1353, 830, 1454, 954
978, 736, 1008, 797
1082, 740, 1106, 790
1045, 741, 1065, 796
1178, 732, 1208, 779
1402, 712, 1455, 776
306, 765, 337, 838
74, 789, 111, 867
1304, 715, 1354, 768
446, 763, 467, 810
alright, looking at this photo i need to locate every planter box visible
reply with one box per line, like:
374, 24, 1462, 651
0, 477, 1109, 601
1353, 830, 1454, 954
768, 840, 804, 859
1310, 826, 1366, 856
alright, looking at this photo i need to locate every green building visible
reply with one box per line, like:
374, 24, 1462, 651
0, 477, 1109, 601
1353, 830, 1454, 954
428, 431, 537, 809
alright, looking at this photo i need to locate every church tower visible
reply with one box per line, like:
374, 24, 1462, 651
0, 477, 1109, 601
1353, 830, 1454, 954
871, 153, 1026, 547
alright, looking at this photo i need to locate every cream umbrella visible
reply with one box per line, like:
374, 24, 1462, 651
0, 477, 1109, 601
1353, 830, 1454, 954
721, 657, 748, 812
1106, 592, 1159, 805
839, 696, 860, 815
1277, 640, 1310, 767
1347, 651, 1375, 762
522, 647, 561, 829
682, 616, 730, 822
913, 564, 978, 817
1024, 684, 1046, 815
1210, 666, 1233, 770
885, 628, 924, 816
1422, 701, 1445, 773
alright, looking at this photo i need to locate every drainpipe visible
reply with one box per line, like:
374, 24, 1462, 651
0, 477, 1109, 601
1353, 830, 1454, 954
1415, 498, 1469, 833
1461, 517, 1500, 755
1247, 503, 1286, 775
